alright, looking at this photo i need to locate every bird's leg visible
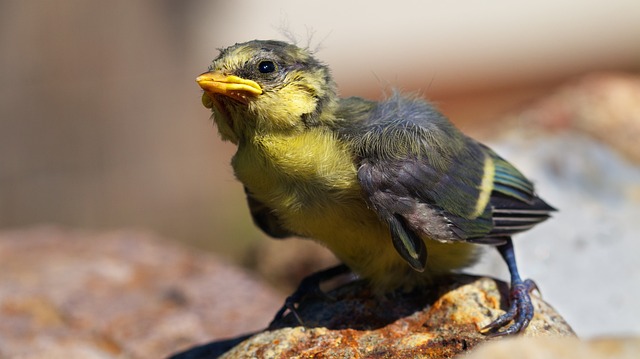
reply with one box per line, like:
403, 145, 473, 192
269, 264, 351, 328
481, 237, 538, 337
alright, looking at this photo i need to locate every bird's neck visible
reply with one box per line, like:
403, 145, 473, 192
232, 127, 357, 205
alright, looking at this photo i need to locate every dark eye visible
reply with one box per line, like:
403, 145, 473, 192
258, 60, 276, 74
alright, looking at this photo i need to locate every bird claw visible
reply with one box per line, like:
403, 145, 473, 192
268, 264, 350, 328
270, 282, 330, 327
481, 279, 537, 337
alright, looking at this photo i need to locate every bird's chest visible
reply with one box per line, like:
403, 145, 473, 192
231, 131, 368, 235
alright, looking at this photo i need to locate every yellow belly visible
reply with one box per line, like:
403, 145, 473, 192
232, 129, 480, 291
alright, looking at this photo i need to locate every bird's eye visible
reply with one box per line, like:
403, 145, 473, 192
258, 60, 276, 74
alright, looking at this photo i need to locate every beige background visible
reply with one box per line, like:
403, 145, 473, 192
1, 1, 640, 336
2, 0, 638, 250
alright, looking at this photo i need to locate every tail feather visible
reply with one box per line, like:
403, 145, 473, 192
488, 192, 555, 238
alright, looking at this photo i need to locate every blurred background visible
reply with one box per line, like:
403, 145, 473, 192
1, 0, 639, 339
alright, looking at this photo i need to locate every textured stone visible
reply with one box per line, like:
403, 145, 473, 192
0, 226, 284, 359
469, 73, 640, 337
461, 337, 640, 359
173, 275, 573, 359
243, 238, 340, 293
504, 73, 640, 164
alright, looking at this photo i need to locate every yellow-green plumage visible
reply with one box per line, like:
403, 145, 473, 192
232, 126, 479, 290
197, 39, 555, 335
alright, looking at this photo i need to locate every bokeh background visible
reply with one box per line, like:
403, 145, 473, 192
2, 0, 640, 339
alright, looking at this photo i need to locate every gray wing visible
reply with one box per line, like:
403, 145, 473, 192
338, 95, 554, 271
244, 187, 295, 239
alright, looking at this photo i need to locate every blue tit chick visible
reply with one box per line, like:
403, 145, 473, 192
197, 40, 555, 336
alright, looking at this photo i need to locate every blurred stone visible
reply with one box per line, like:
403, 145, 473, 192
506, 73, 640, 164
461, 337, 640, 359
0, 226, 284, 359
243, 238, 340, 292
467, 74, 640, 338
172, 275, 573, 359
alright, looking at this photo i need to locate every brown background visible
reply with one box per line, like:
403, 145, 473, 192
1, 0, 639, 257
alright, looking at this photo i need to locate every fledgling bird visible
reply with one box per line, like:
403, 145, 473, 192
196, 40, 555, 336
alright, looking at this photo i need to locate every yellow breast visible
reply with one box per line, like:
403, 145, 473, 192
232, 128, 480, 291
233, 128, 374, 235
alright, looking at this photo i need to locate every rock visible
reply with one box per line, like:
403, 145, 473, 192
505, 73, 640, 165
0, 226, 284, 359
468, 73, 640, 338
460, 337, 640, 359
172, 275, 573, 359
243, 238, 340, 293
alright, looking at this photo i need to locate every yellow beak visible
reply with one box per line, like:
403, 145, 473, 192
196, 71, 262, 107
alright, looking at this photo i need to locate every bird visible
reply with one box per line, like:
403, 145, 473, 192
196, 40, 555, 336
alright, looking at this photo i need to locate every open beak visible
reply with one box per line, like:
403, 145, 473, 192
196, 71, 262, 107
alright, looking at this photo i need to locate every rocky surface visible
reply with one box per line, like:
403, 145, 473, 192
469, 73, 640, 338
508, 73, 640, 164
461, 337, 640, 359
0, 226, 284, 359
172, 276, 574, 359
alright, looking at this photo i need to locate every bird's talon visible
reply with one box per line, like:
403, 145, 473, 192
524, 279, 541, 296
481, 278, 536, 336
268, 264, 350, 329
269, 298, 304, 328
286, 301, 304, 325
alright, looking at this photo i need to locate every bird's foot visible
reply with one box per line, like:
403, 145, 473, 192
269, 264, 350, 329
481, 278, 538, 337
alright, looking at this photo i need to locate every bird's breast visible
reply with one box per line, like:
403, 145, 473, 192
232, 129, 366, 222
231, 128, 481, 291
232, 129, 391, 259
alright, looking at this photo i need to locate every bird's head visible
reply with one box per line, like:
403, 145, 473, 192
197, 40, 337, 144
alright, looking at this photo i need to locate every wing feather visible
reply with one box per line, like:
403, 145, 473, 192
244, 187, 295, 239
338, 94, 554, 267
